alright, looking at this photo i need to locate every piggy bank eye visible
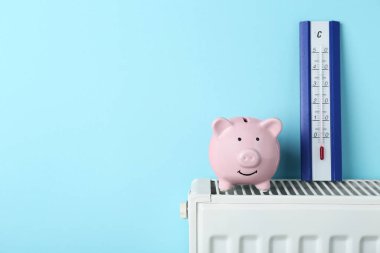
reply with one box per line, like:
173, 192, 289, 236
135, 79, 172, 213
238, 137, 242, 141
256, 137, 260, 141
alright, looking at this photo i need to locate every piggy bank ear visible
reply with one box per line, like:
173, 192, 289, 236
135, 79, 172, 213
260, 118, 282, 137
212, 117, 233, 136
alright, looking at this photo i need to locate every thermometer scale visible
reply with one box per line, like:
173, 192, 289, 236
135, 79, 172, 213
300, 21, 342, 181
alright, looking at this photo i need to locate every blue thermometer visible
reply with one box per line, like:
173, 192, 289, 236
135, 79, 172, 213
300, 21, 342, 181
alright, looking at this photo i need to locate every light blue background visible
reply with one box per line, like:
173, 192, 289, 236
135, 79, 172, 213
1, 0, 379, 252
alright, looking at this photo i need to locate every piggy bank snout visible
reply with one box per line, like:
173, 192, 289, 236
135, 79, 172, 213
238, 149, 261, 168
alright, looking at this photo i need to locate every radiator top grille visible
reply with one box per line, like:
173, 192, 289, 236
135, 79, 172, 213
210, 180, 380, 196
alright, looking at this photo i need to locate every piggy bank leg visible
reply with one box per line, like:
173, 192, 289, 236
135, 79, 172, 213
255, 180, 270, 192
218, 179, 233, 191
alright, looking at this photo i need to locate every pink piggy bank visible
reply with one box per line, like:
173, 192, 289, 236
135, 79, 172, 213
209, 117, 282, 192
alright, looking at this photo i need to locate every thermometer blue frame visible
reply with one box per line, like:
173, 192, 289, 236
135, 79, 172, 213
300, 21, 342, 181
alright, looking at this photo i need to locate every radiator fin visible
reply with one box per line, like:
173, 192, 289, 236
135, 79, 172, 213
239, 236, 258, 253
210, 236, 227, 253
360, 236, 379, 253
329, 236, 348, 253
270, 236, 288, 253
213, 180, 380, 196
299, 236, 317, 253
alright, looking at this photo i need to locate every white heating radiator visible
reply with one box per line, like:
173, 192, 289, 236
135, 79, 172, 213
180, 179, 380, 253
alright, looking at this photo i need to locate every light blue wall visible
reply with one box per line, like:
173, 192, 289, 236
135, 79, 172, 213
1, 0, 379, 252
